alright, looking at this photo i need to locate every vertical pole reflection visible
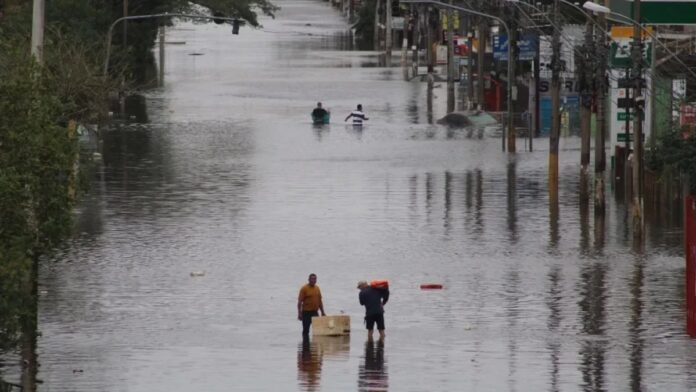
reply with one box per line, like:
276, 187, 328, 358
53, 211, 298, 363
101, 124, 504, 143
628, 254, 645, 391
407, 78, 420, 124
409, 175, 418, 218
549, 191, 559, 250
507, 158, 518, 244
358, 339, 388, 391
444, 171, 452, 235
594, 206, 606, 252
579, 183, 590, 256
546, 265, 562, 392
426, 76, 434, 124
20, 258, 38, 392
425, 173, 434, 223
474, 169, 484, 236
297, 337, 322, 391
504, 270, 520, 389
577, 260, 607, 392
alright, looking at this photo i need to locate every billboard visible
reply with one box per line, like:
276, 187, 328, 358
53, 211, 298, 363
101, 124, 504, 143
492, 34, 538, 61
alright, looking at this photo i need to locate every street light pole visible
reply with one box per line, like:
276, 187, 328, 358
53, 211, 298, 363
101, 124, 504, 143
400, 0, 514, 153
103, 13, 242, 76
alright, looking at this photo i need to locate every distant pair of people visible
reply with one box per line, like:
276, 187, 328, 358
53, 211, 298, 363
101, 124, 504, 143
311, 103, 369, 126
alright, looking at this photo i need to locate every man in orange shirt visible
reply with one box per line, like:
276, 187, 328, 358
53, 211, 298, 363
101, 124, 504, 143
297, 273, 325, 336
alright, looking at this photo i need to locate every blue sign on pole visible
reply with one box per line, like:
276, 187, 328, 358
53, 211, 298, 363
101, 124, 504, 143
493, 34, 538, 61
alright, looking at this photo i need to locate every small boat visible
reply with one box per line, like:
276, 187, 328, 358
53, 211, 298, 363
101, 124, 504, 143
311, 112, 330, 124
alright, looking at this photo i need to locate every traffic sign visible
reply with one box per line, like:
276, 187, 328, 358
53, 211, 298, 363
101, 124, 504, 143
631, 1, 696, 25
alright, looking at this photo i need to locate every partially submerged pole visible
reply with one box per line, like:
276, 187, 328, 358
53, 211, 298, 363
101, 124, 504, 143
631, 0, 644, 240
158, 24, 165, 87
446, 2, 455, 113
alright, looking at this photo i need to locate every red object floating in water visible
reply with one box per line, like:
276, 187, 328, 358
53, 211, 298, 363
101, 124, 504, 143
420, 283, 443, 290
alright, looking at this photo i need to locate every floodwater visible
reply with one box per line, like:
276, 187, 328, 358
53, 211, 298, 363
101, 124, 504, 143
2, 0, 695, 390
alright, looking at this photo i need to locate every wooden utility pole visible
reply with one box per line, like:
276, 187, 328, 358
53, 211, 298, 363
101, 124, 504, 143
30, 0, 45, 64
374, 0, 382, 51
580, 20, 593, 182
427, 7, 436, 73
549, 0, 561, 199
477, 20, 486, 109
507, 8, 517, 153
467, 19, 475, 108
446, 2, 455, 113
594, 3, 607, 213
386, 0, 393, 61
631, 0, 644, 238
158, 25, 165, 87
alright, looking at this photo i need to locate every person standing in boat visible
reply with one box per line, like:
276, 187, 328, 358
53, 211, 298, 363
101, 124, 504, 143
311, 102, 329, 123
344, 104, 369, 126
357, 280, 389, 340
298, 273, 325, 336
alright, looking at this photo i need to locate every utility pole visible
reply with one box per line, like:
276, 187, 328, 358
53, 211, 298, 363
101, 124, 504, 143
374, 0, 382, 51
631, 0, 644, 239
30, 0, 45, 64
549, 0, 561, 199
507, 7, 517, 153
594, 3, 607, 213
447, 1, 455, 113
579, 18, 594, 190
412, 6, 420, 77
158, 25, 165, 87
427, 7, 436, 74
477, 19, 486, 109
467, 19, 475, 109
386, 0, 393, 62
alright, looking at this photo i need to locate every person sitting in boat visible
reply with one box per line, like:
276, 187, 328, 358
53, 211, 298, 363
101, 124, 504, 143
311, 102, 329, 124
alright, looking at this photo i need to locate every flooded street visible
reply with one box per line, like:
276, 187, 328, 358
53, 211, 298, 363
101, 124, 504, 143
20, 0, 696, 390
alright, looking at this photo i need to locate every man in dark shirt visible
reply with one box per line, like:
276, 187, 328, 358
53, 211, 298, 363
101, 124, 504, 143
311, 102, 328, 123
357, 281, 389, 339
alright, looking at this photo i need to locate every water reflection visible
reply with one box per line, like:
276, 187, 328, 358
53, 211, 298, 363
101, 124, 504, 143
629, 254, 645, 391
345, 124, 364, 140
594, 207, 606, 252
546, 265, 562, 392
426, 77, 434, 124
444, 171, 452, 235
577, 259, 608, 391
507, 159, 518, 243
297, 335, 351, 391
358, 339, 387, 392
579, 186, 590, 256
549, 195, 560, 251
297, 337, 322, 391
312, 124, 330, 141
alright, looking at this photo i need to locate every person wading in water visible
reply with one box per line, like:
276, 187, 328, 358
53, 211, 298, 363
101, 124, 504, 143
344, 104, 369, 126
297, 273, 325, 336
357, 280, 389, 340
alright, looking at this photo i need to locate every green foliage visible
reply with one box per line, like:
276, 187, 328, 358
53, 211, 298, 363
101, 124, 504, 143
0, 51, 77, 349
647, 126, 696, 194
